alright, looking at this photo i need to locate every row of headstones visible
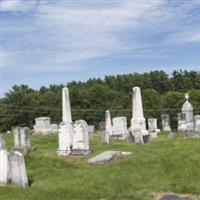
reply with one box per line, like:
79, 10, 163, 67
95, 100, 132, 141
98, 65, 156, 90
0, 132, 29, 187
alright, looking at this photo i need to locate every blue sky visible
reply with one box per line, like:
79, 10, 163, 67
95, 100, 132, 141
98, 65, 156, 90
1, 0, 200, 96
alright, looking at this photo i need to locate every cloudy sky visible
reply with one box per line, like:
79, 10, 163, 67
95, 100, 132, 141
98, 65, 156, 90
1, 0, 200, 96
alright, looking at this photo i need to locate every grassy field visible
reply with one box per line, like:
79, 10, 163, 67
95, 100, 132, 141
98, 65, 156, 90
1, 133, 200, 200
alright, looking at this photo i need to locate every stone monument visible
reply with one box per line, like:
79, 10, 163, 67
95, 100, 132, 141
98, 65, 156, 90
182, 93, 194, 131
177, 113, 187, 132
34, 117, 54, 135
194, 115, 200, 133
105, 110, 112, 136
0, 133, 5, 149
161, 114, 172, 134
0, 149, 9, 185
112, 116, 128, 140
148, 118, 160, 138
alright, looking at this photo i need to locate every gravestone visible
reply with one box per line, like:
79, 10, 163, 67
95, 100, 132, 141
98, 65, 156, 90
101, 130, 110, 145
0, 133, 5, 149
51, 124, 58, 133
131, 87, 148, 135
177, 113, 187, 132
194, 115, 200, 133
161, 114, 172, 132
88, 151, 132, 165
8, 151, 28, 187
105, 110, 112, 136
112, 117, 128, 140
12, 127, 32, 155
71, 120, 90, 156
133, 129, 144, 144
182, 93, 194, 131
0, 149, 9, 185
57, 122, 73, 156
87, 125, 95, 140
34, 117, 53, 135
148, 118, 160, 138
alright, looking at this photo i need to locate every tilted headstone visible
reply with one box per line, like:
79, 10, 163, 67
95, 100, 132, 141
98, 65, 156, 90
34, 117, 53, 135
161, 114, 172, 132
177, 113, 187, 132
12, 127, 32, 155
182, 93, 194, 131
0, 133, 5, 149
131, 87, 149, 137
71, 120, 90, 155
57, 122, 73, 156
8, 151, 28, 187
194, 115, 200, 133
0, 149, 9, 185
112, 117, 128, 140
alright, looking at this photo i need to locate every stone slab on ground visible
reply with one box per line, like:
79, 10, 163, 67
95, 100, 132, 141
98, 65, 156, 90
88, 151, 132, 165
154, 193, 199, 200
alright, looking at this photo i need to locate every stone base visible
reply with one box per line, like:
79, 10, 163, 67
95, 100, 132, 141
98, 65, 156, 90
111, 133, 129, 141
57, 150, 71, 156
70, 150, 91, 156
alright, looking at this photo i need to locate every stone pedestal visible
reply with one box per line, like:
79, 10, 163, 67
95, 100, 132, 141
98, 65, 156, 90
0, 150, 9, 185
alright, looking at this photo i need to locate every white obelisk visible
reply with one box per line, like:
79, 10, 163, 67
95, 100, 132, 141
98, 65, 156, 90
62, 87, 72, 123
105, 110, 112, 136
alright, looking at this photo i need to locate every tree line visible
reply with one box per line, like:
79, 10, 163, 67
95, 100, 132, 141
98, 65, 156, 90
0, 70, 200, 131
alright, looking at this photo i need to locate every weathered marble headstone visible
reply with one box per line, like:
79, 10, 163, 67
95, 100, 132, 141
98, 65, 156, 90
57, 122, 73, 156
71, 120, 90, 155
12, 127, 32, 155
182, 93, 194, 131
8, 151, 28, 187
101, 131, 110, 145
51, 124, 58, 133
0, 149, 9, 185
133, 129, 144, 144
161, 114, 172, 132
87, 125, 95, 140
112, 116, 128, 140
194, 115, 200, 133
177, 113, 187, 132
105, 110, 112, 136
34, 117, 53, 134
148, 118, 160, 138
0, 133, 5, 149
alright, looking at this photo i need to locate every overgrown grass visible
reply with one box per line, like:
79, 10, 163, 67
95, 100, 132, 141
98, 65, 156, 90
1, 133, 200, 200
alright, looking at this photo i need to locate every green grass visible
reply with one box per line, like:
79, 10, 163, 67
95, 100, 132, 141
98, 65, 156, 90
1, 133, 200, 200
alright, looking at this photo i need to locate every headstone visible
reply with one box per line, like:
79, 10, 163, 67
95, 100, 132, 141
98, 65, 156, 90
8, 151, 28, 187
161, 114, 172, 132
57, 122, 73, 156
0, 133, 5, 149
51, 124, 58, 133
12, 127, 32, 155
0, 149, 9, 185
194, 115, 200, 133
148, 118, 160, 138
133, 129, 144, 144
105, 110, 112, 136
112, 116, 128, 140
177, 113, 187, 132
34, 117, 53, 134
182, 93, 194, 131
101, 131, 110, 145
71, 120, 90, 155
62, 87, 72, 123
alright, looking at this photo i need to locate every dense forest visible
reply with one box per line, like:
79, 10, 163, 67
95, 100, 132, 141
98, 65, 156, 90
0, 70, 200, 131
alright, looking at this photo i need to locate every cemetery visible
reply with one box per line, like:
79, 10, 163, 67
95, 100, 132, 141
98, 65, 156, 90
0, 84, 200, 200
